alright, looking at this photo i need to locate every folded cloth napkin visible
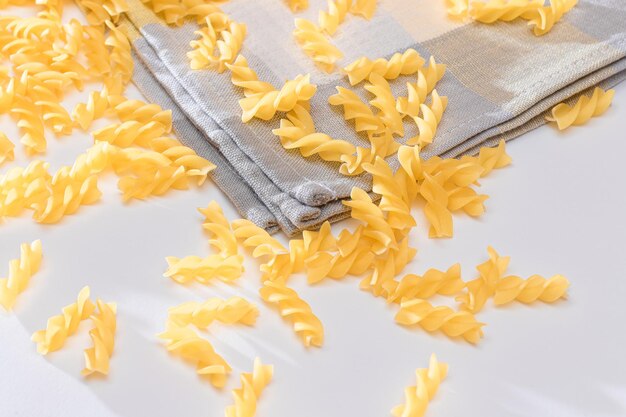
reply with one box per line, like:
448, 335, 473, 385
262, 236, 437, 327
121, 0, 626, 236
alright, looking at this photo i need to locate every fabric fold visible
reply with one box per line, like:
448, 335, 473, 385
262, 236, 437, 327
121, 0, 626, 235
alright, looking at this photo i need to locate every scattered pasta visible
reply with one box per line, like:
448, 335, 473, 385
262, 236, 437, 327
168, 297, 259, 328
32, 286, 95, 355
82, 299, 117, 376
158, 323, 232, 388
259, 280, 324, 347
0, 240, 43, 311
225, 358, 273, 417
392, 354, 448, 417
546, 87, 615, 130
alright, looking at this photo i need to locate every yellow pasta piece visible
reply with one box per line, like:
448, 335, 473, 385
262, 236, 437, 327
360, 236, 415, 296
525, 0, 578, 36
168, 297, 259, 328
546, 87, 615, 130
407, 89, 448, 147
363, 156, 414, 232
383, 263, 464, 304
0, 240, 43, 311
72, 88, 112, 131
476, 139, 512, 177
199, 200, 241, 258
446, 0, 469, 18
286, 0, 309, 12
82, 299, 117, 377
224, 358, 273, 417
456, 246, 510, 312
395, 298, 485, 344
0, 132, 15, 165
259, 280, 324, 347
11, 94, 47, 155
350, 0, 377, 19
293, 18, 343, 73
75, 0, 129, 25
31, 168, 102, 224
343, 187, 397, 255
189, 16, 246, 73
232, 219, 289, 260
328, 86, 385, 133
419, 172, 453, 238
158, 324, 231, 387
365, 73, 404, 137
343, 48, 425, 85
164, 254, 244, 285
273, 104, 356, 166
226, 56, 317, 122
391, 354, 448, 417
319, 0, 351, 36
108, 96, 173, 129
494, 274, 570, 305
32, 286, 95, 354
0, 160, 52, 218
470, 0, 543, 24
105, 21, 133, 84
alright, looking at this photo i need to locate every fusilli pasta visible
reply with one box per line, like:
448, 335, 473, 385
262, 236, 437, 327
546, 87, 615, 130
225, 358, 273, 417
391, 354, 448, 417
168, 297, 259, 328
82, 299, 117, 376
0, 240, 43, 311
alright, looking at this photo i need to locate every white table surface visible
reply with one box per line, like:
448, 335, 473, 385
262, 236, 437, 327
1, 26, 625, 417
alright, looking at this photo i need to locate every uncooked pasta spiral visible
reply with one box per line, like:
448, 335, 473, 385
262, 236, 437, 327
31, 168, 101, 224
104, 21, 133, 84
225, 358, 273, 417
293, 18, 343, 73
189, 16, 246, 73
199, 200, 241, 258
446, 0, 469, 17
456, 246, 509, 312
154, 140, 216, 185
328, 86, 384, 133
75, 0, 129, 25
364, 157, 414, 232
318, 0, 351, 36
0, 132, 14, 165
117, 164, 190, 201
470, 0, 543, 23
343, 48, 425, 86
395, 298, 485, 344
343, 187, 397, 255
494, 274, 570, 305
168, 297, 259, 328
419, 172, 453, 238
0, 160, 51, 218
391, 354, 448, 417
164, 254, 244, 285
273, 104, 356, 166
477, 142, 509, 176
396, 58, 447, 118
407, 89, 448, 147
365, 73, 404, 137
286, 0, 308, 12
546, 87, 615, 130
350, 0, 377, 19
72, 88, 111, 131
157, 324, 231, 387
108, 96, 173, 130
360, 237, 416, 296
93, 120, 168, 148
84, 25, 112, 75
82, 299, 117, 376
383, 264, 464, 304
32, 286, 95, 354
226, 56, 275, 97
0, 240, 43, 311
305, 227, 375, 284
139, 0, 186, 26
11, 94, 46, 155
239, 74, 317, 122
259, 280, 324, 347
232, 219, 289, 260
525, 0, 577, 36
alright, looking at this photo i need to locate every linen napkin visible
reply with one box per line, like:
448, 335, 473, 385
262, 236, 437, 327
121, 0, 626, 235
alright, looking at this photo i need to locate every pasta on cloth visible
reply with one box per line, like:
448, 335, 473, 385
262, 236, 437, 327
119, 0, 626, 235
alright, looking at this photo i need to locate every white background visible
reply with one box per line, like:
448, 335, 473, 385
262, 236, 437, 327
1, 9, 626, 417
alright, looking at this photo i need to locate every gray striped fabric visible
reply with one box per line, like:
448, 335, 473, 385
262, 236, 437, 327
123, 0, 626, 235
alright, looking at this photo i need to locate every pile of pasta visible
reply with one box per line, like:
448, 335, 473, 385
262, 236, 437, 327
0, 0, 215, 225
446, 0, 578, 36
